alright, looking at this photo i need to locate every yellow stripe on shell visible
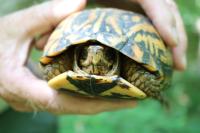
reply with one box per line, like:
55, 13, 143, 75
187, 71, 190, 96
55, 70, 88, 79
128, 23, 166, 51
131, 44, 144, 63
128, 23, 171, 65
160, 50, 172, 66
135, 34, 164, 54
45, 12, 82, 56
143, 56, 158, 72
100, 77, 146, 99
39, 57, 53, 64
48, 71, 146, 99
132, 16, 142, 22
98, 34, 127, 48
106, 16, 123, 35
44, 21, 67, 54
44, 36, 61, 55
65, 12, 98, 44
93, 12, 106, 33
65, 34, 80, 42
61, 12, 82, 32
128, 23, 157, 35
136, 32, 170, 66
48, 71, 89, 95
79, 11, 97, 30
69, 37, 91, 46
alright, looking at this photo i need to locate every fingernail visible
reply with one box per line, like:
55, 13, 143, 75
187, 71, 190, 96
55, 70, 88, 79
171, 27, 178, 46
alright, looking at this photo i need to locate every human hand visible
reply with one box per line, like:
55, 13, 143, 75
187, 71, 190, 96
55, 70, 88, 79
196, 19, 200, 34
0, 0, 135, 114
131, 0, 187, 70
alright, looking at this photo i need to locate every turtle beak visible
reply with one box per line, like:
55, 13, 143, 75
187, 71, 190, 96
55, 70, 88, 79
88, 46, 104, 65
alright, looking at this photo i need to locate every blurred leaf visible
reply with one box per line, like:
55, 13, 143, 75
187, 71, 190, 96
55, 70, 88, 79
0, 99, 8, 114
0, 109, 58, 133
0, 0, 45, 16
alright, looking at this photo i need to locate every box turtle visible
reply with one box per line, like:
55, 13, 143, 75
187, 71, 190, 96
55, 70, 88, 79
40, 8, 173, 103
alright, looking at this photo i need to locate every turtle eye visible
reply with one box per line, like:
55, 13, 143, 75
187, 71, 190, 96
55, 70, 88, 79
80, 46, 88, 60
105, 48, 115, 61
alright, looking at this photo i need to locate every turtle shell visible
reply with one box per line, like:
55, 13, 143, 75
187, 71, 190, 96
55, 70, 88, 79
40, 8, 173, 100
40, 8, 172, 77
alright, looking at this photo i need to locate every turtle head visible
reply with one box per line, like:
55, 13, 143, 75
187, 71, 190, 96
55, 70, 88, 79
82, 45, 109, 66
73, 43, 120, 76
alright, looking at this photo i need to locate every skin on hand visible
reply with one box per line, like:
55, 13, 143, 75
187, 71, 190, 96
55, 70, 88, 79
0, 0, 136, 114
132, 0, 187, 70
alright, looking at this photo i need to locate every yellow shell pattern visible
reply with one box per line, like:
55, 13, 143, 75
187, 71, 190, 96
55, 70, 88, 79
40, 8, 172, 77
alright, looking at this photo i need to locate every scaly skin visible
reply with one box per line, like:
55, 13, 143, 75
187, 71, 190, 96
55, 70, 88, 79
121, 56, 169, 105
43, 53, 72, 80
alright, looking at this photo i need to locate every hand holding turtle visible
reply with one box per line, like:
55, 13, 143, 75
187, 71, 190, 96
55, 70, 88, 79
0, 0, 136, 114
0, 0, 187, 114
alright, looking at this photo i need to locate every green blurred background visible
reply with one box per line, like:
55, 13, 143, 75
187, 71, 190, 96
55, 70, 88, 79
0, 0, 200, 133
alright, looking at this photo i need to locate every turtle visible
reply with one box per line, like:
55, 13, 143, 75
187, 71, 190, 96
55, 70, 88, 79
40, 8, 173, 102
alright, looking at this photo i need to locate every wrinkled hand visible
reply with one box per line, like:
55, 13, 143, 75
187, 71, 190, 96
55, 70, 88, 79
132, 0, 187, 70
0, 0, 135, 114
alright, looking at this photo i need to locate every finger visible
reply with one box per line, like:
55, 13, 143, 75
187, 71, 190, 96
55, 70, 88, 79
5, 66, 135, 114
34, 32, 52, 50
196, 19, 200, 34
0, 87, 33, 112
168, 0, 187, 70
137, 0, 178, 47
7, 101, 33, 112
47, 93, 136, 114
4, 67, 57, 111
95, 0, 144, 13
1, 91, 35, 112
172, 46, 186, 71
27, 58, 43, 79
0, 55, 55, 112
76, 99, 136, 114
1, 0, 86, 38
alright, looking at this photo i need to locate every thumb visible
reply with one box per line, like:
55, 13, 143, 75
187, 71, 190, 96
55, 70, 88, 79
3, 0, 86, 37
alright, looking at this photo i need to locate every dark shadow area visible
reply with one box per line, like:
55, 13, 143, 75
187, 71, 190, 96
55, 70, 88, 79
0, 108, 58, 133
